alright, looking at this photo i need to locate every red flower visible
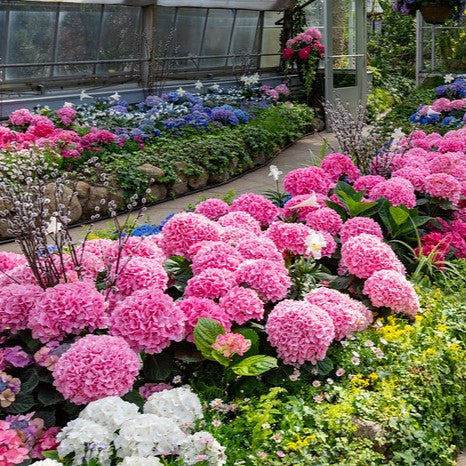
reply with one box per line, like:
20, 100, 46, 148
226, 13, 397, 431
298, 46, 312, 60
282, 48, 295, 60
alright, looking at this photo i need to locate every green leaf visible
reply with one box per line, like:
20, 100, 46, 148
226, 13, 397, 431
235, 328, 260, 356
6, 393, 35, 413
37, 385, 64, 406
122, 389, 144, 408
193, 318, 226, 360
211, 351, 230, 366
143, 352, 173, 381
20, 369, 39, 394
42, 451, 60, 460
316, 357, 334, 376
349, 200, 379, 218
389, 205, 410, 226
324, 200, 348, 220
328, 276, 352, 290
231, 355, 277, 376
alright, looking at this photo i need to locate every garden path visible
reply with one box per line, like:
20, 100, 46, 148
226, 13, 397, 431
0, 131, 338, 252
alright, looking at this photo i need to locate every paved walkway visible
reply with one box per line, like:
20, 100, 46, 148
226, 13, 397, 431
1, 131, 338, 252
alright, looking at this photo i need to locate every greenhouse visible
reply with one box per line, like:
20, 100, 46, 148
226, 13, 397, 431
0, 1, 465, 465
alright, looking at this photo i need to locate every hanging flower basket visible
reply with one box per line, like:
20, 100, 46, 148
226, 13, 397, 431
419, 3, 453, 24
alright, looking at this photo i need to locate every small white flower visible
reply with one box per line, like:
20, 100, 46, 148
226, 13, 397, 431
312, 380, 321, 388
63, 101, 74, 108
326, 378, 334, 385
289, 191, 320, 210
177, 87, 186, 96
110, 92, 121, 100
380, 338, 388, 345
46, 216, 62, 235
272, 432, 283, 443
268, 164, 283, 181
289, 374, 299, 382
261, 423, 271, 429
172, 375, 182, 384
427, 107, 441, 117
120, 457, 163, 466
211, 83, 220, 91
444, 73, 455, 83
313, 394, 324, 403
240, 73, 260, 86
351, 357, 360, 365
364, 340, 374, 347
305, 230, 327, 259
340, 340, 349, 347
79, 89, 93, 101
336, 368, 345, 377
194, 80, 204, 90
389, 127, 405, 151
212, 419, 222, 427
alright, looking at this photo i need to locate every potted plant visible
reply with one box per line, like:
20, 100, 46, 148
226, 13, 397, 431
392, 0, 465, 25
282, 27, 325, 101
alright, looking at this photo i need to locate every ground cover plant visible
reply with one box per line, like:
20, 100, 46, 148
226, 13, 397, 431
0, 94, 465, 465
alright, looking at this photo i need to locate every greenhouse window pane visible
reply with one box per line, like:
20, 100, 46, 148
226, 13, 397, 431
200, 9, 235, 68
172, 8, 207, 69
261, 11, 281, 68
227, 10, 260, 67
97, 5, 141, 75
6, 5, 55, 80
55, 4, 101, 77
155, 6, 177, 44
0, 7, 5, 66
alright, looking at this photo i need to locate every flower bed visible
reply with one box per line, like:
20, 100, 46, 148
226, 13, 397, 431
0, 99, 465, 464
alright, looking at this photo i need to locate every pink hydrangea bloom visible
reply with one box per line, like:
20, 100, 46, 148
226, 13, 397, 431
363, 269, 420, 318
306, 207, 343, 235
369, 177, 416, 208
184, 268, 237, 299
56, 107, 77, 126
352, 301, 374, 332
139, 383, 173, 400
266, 300, 335, 366
160, 212, 222, 258
0, 284, 43, 333
438, 137, 465, 154
113, 257, 168, 296
340, 234, 405, 279
282, 193, 327, 221
391, 166, 429, 192
305, 288, 360, 340
424, 173, 461, 205
110, 289, 186, 354
177, 297, 231, 341
53, 334, 140, 405
219, 286, 264, 324
9, 108, 33, 126
118, 237, 166, 262
319, 230, 337, 258
230, 193, 280, 227
236, 237, 284, 263
80, 239, 116, 265
212, 333, 251, 358
218, 211, 262, 235
265, 221, 312, 256
0, 251, 27, 272
428, 152, 466, 182
283, 166, 332, 196
220, 226, 259, 246
194, 198, 230, 221
191, 242, 242, 274
236, 259, 291, 302
339, 217, 383, 244
0, 264, 38, 287
320, 152, 360, 182
0, 421, 29, 465
352, 175, 385, 195
28, 281, 107, 343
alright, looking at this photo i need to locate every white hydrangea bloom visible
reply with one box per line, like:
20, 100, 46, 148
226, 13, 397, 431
57, 418, 113, 466
143, 386, 203, 429
114, 413, 186, 458
79, 396, 140, 433
32, 460, 64, 465
179, 431, 227, 465
119, 457, 163, 466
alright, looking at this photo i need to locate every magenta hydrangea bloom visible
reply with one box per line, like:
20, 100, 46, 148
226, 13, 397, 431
160, 212, 222, 258
220, 226, 259, 246
236, 237, 284, 263
0, 251, 27, 272
305, 288, 360, 340
320, 152, 360, 182
80, 239, 116, 266
229, 193, 280, 227
28, 282, 108, 343
340, 234, 405, 279
185, 267, 238, 300
9, 108, 33, 126
0, 264, 38, 287
438, 137, 465, 154
110, 289, 186, 354
428, 152, 466, 182
352, 175, 385, 195
266, 300, 335, 366
319, 230, 337, 258
53, 334, 140, 405
282, 193, 326, 221
177, 297, 231, 341
191, 242, 242, 274
339, 217, 383, 244
219, 286, 264, 324
217, 211, 262, 235
118, 237, 166, 262
139, 382, 173, 400
363, 269, 420, 318
265, 221, 312, 257
236, 259, 291, 302
306, 207, 343, 235
194, 198, 230, 221
0, 284, 43, 333
391, 166, 429, 192
114, 257, 168, 297
283, 166, 332, 196
56, 107, 76, 126
369, 177, 416, 208
424, 173, 461, 205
